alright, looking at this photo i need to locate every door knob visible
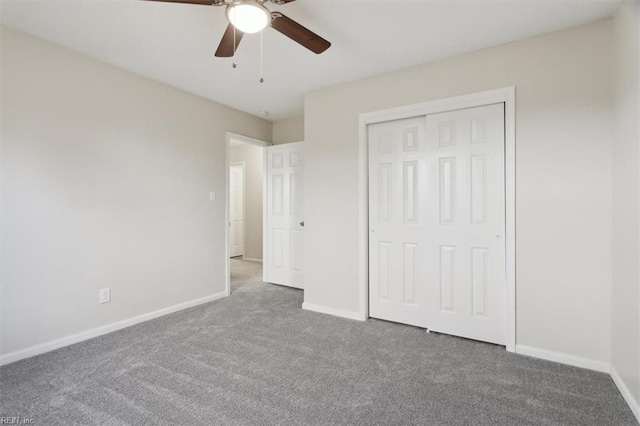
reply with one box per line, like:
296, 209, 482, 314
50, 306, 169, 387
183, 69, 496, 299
300, 221, 305, 227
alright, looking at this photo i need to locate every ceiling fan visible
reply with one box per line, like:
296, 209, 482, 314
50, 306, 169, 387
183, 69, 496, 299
146, 0, 331, 57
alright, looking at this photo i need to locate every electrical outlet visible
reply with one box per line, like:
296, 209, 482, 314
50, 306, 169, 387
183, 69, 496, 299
99, 288, 111, 304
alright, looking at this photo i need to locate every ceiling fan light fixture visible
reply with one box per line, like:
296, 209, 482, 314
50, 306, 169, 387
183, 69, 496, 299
226, 1, 271, 34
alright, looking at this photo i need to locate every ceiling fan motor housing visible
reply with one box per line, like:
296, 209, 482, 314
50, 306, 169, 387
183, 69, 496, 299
225, 0, 272, 34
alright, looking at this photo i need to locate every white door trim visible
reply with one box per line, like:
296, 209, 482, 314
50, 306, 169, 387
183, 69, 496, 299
358, 87, 516, 352
225, 132, 271, 296
230, 162, 246, 258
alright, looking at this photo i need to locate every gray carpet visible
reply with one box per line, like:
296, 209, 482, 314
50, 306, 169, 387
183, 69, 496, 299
230, 257, 262, 293
1, 281, 636, 426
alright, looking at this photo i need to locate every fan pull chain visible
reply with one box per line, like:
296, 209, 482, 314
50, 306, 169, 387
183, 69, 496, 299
232, 26, 237, 69
259, 31, 264, 83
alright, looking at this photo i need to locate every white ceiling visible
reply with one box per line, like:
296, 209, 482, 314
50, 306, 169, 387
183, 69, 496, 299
1, 0, 620, 121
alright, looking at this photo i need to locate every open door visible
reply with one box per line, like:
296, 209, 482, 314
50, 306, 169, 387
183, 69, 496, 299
265, 142, 304, 289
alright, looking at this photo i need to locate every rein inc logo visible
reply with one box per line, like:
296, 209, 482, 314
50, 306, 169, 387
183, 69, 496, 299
0, 418, 34, 424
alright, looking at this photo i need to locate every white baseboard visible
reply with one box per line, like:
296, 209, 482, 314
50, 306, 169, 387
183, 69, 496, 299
515, 345, 610, 373
610, 366, 640, 423
243, 258, 263, 263
0, 291, 228, 367
302, 302, 366, 321
516, 346, 638, 422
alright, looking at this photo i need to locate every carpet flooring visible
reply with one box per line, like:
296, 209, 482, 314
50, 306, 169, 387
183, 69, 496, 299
230, 257, 262, 293
1, 278, 636, 425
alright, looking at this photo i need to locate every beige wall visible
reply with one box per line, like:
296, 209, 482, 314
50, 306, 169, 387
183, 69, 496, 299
1, 27, 272, 357
304, 20, 613, 363
272, 117, 304, 145
230, 143, 264, 261
612, 1, 640, 409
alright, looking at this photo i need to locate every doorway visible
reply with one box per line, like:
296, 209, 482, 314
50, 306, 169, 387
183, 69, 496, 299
226, 133, 270, 294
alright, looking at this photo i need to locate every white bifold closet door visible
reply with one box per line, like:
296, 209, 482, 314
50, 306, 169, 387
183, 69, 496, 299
369, 116, 429, 328
425, 103, 506, 345
265, 142, 304, 289
368, 103, 506, 345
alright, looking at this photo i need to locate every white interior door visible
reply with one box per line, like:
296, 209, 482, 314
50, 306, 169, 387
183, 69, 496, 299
369, 117, 429, 328
367, 103, 506, 345
425, 103, 506, 345
229, 165, 245, 258
265, 142, 304, 289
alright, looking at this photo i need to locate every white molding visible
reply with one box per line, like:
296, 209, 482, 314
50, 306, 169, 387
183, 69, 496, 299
0, 291, 227, 366
610, 366, 640, 423
358, 113, 369, 327
302, 302, 367, 322
360, 87, 516, 125
515, 345, 610, 373
243, 258, 263, 263
504, 87, 517, 353
262, 146, 268, 283
358, 87, 517, 351
227, 131, 271, 149
230, 161, 246, 258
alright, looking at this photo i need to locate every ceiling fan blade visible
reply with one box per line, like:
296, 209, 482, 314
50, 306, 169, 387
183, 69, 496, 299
269, 0, 298, 4
270, 12, 331, 54
215, 24, 244, 57
144, 0, 221, 5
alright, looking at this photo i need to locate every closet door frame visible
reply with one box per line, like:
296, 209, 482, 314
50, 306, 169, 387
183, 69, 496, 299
357, 87, 516, 352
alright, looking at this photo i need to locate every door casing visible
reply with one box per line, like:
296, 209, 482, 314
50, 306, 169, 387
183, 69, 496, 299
229, 162, 246, 258
358, 87, 516, 352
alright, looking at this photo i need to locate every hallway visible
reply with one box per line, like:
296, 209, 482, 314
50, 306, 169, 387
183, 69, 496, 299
230, 257, 263, 293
